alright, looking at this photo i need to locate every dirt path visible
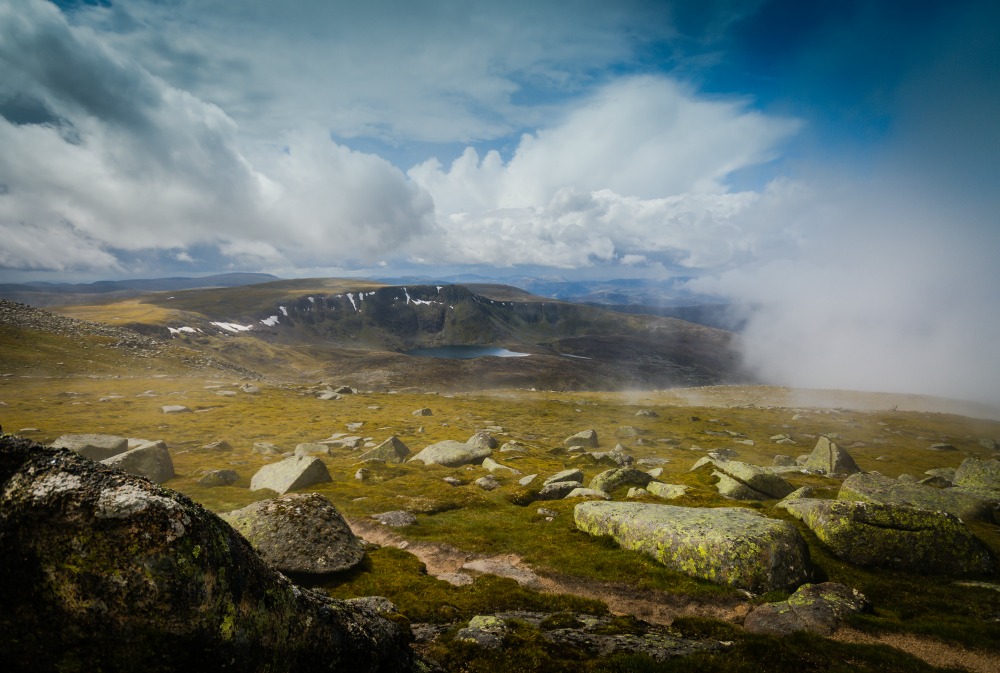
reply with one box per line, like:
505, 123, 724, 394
833, 627, 1000, 673
348, 518, 996, 672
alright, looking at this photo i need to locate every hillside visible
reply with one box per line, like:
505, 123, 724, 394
49, 279, 746, 391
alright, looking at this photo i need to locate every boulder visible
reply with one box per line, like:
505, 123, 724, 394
240, 384, 260, 394
712, 459, 795, 499
294, 442, 331, 457
779, 498, 993, 575
0, 436, 417, 672
197, 469, 239, 487
587, 451, 633, 466
357, 436, 411, 463
564, 429, 599, 448
773, 455, 797, 467
222, 493, 365, 575
482, 457, 520, 475
467, 431, 498, 451
575, 502, 810, 593
635, 409, 659, 417
202, 440, 233, 451
252, 441, 283, 455
101, 440, 175, 484
50, 433, 128, 461
953, 457, 1000, 492
565, 487, 611, 500
839, 472, 996, 522
409, 440, 491, 467
412, 408, 433, 416
545, 468, 585, 486
743, 583, 870, 636
537, 481, 582, 500
475, 476, 501, 491
616, 426, 646, 438
250, 456, 332, 495
161, 405, 191, 414
646, 483, 688, 500
803, 437, 862, 475
589, 467, 654, 494
713, 472, 769, 500
499, 441, 528, 453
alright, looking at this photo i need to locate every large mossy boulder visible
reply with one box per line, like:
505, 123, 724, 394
802, 437, 862, 475
51, 433, 128, 461
222, 493, 365, 575
0, 436, 417, 672
564, 429, 599, 448
101, 439, 175, 483
409, 439, 492, 467
250, 456, 332, 495
953, 457, 1000, 493
839, 472, 996, 523
574, 501, 810, 593
780, 498, 994, 575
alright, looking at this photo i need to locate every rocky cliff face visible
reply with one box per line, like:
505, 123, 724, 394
0, 435, 419, 672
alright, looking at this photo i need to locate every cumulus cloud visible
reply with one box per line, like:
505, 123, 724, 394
409, 76, 800, 269
0, 0, 434, 273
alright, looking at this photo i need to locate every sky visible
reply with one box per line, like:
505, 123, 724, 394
2, 0, 1000, 404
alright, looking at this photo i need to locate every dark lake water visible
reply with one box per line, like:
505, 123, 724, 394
404, 345, 530, 359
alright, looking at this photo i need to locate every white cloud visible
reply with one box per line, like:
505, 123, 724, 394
409, 77, 800, 270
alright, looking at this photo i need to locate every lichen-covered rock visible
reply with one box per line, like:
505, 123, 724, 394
51, 433, 128, 461
222, 493, 365, 575
372, 511, 417, 527
545, 468, 585, 486
803, 437, 862, 475
574, 501, 810, 592
252, 441, 283, 455
744, 583, 870, 635
409, 440, 492, 467
475, 475, 501, 491
953, 457, 1000, 492
589, 467, 653, 494
565, 487, 611, 500
294, 442, 331, 457
780, 498, 994, 575
536, 481, 582, 500
564, 429, 599, 448
250, 456, 332, 495
0, 436, 417, 672
482, 457, 520, 475
713, 471, 768, 500
712, 459, 795, 499
646, 482, 688, 500
101, 440, 175, 483
357, 436, 411, 463
839, 472, 996, 522
456, 615, 509, 649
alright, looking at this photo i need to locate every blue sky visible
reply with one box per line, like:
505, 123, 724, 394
2, 0, 1000, 402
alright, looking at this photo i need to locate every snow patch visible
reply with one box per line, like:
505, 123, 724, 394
279, 306, 288, 316
211, 322, 254, 333
167, 326, 199, 336
260, 315, 280, 327
307, 296, 315, 303
346, 293, 358, 311
436, 286, 443, 293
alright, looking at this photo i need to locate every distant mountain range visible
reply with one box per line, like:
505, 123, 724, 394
0, 273, 279, 306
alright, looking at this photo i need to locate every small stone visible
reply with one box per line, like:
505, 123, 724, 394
372, 511, 417, 527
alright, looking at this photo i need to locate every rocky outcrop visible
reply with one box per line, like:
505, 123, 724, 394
743, 583, 870, 635
780, 498, 994, 575
839, 472, 997, 523
802, 437, 862, 475
51, 433, 128, 461
544, 468, 584, 485
222, 493, 365, 575
250, 456, 332, 495
357, 436, 411, 463
574, 502, 810, 593
101, 439, 175, 483
197, 469, 239, 487
409, 440, 492, 467
953, 457, 1000, 493
0, 436, 417, 672
646, 482, 688, 499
